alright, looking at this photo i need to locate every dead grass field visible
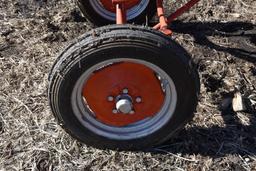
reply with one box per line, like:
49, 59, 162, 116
0, 0, 255, 170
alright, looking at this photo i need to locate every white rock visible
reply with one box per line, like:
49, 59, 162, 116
232, 92, 246, 112
245, 158, 250, 162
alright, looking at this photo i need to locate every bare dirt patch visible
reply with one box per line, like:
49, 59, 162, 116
0, 0, 255, 170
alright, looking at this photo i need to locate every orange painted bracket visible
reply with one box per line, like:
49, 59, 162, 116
154, 0, 172, 35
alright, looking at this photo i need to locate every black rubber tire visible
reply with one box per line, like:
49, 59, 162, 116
48, 25, 200, 150
77, 0, 156, 26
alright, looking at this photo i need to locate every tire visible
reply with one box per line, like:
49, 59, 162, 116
77, 0, 156, 26
48, 25, 200, 150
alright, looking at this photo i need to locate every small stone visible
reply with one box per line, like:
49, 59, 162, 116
232, 92, 246, 112
230, 13, 241, 18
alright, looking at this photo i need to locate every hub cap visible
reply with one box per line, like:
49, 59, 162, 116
116, 98, 133, 114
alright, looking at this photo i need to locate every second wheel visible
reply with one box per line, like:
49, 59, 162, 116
77, 0, 156, 26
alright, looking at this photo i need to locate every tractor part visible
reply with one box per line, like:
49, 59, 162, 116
77, 0, 156, 26
154, 0, 172, 35
48, 25, 200, 150
153, 0, 201, 31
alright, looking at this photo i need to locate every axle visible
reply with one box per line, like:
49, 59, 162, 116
112, 0, 201, 35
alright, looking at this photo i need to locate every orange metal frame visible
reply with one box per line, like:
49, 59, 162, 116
112, 0, 201, 35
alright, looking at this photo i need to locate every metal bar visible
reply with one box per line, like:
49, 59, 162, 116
113, 0, 128, 24
116, 3, 127, 24
156, 0, 167, 28
167, 0, 201, 23
154, 0, 172, 35
153, 0, 201, 29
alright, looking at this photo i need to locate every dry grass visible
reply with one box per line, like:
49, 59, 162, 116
0, 0, 255, 170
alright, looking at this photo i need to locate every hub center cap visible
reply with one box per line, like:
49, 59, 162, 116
116, 98, 133, 114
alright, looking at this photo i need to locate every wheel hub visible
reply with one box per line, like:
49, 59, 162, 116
116, 98, 133, 114
114, 93, 133, 114
82, 62, 165, 127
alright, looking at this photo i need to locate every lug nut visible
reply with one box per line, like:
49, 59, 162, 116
107, 96, 114, 102
136, 97, 142, 103
123, 88, 128, 94
129, 110, 135, 114
112, 109, 118, 114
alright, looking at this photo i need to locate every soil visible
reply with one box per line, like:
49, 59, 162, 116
0, 0, 255, 170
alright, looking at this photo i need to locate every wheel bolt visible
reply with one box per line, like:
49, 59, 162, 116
112, 109, 118, 114
129, 110, 135, 114
123, 88, 128, 94
136, 97, 142, 103
107, 96, 114, 102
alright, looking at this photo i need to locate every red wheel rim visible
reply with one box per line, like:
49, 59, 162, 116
83, 62, 165, 127
99, 0, 141, 13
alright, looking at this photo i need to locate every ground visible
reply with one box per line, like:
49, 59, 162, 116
0, 0, 255, 170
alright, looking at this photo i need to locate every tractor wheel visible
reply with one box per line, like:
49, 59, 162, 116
48, 25, 200, 150
77, 0, 156, 26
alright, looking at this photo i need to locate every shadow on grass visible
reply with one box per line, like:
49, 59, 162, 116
73, 13, 256, 156
170, 21, 256, 63
151, 21, 256, 157
153, 110, 256, 157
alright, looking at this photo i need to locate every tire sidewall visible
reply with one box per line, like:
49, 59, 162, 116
53, 41, 198, 150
